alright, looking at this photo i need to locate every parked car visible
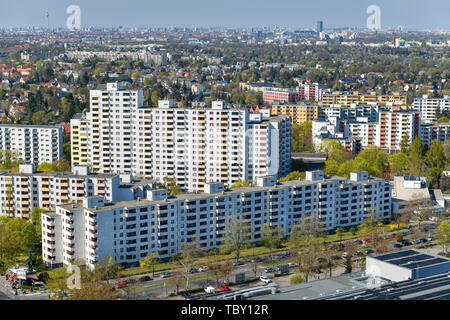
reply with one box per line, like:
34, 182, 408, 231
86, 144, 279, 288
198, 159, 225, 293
233, 260, 243, 266
180, 291, 191, 299
287, 262, 297, 268
264, 267, 274, 273
250, 257, 261, 263
115, 281, 127, 288
402, 240, 412, 246
365, 249, 374, 254
160, 272, 171, 278
418, 238, 427, 243
139, 276, 152, 282
391, 233, 397, 238
204, 286, 216, 294
426, 236, 434, 241
393, 243, 403, 248
315, 268, 323, 274
219, 285, 231, 291
188, 267, 197, 273
198, 266, 208, 272
281, 251, 290, 257
273, 266, 280, 272
259, 276, 272, 284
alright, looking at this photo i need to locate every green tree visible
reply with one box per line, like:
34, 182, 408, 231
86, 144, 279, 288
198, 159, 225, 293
400, 134, 410, 154
410, 136, 423, 159
230, 180, 251, 188
288, 212, 325, 282
388, 152, 409, 176
435, 221, 450, 254
261, 223, 284, 263
139, 252, 159, 277
279, 171, 305, 181
425, 140, 447, 187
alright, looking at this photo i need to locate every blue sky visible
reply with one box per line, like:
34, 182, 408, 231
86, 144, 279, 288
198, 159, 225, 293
0, 0, 448, 29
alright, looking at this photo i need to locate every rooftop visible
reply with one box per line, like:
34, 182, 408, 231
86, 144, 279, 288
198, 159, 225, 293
369, 249, 450, 271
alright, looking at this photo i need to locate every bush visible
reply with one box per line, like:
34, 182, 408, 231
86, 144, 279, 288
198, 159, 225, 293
395, 233, 404, 243
349, 227, 357, 236
290, 274, 304, 285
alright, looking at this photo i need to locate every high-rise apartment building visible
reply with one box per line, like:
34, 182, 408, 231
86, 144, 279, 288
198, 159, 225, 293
71, 84, 291, 192
0, 124, 63, 165
413, 95, 449, 124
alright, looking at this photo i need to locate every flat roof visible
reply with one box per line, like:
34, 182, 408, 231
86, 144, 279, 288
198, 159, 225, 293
57, 174, 385, 213
251, 273, 366, 300
370, 249, 450, 271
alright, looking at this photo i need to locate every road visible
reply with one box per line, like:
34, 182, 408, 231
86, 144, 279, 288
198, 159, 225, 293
0, 276, 50, 300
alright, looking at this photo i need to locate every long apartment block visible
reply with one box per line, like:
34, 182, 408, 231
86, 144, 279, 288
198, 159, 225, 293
319, 91, 407, 107
71, 83, 291, 192
0, 164, 153, 219
41, 170, 392, 268
312, 109, 420, 153
0, 124, 63, 165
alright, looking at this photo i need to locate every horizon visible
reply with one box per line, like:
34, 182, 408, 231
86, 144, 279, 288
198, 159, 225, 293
0, 0, 449, 30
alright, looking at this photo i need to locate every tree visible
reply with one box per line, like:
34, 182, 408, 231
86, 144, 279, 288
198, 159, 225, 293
172, 237, 204, 291
279, 171, 305, 181
5, 217, 40, 251
139, 252, 159, 277
290, 274, 305, 285
288, 212, 325, 282
435, 221, 450, 254
400, 134, 410, 153
261, 223, 284, 263
0, 222, 24, 273
163, 177, 183, 195
230, 180, 251, 188
425, 140, 447, 187
94, 256, 122, 282
388, 152, 409, 176
224, 215, 250, 262
335, 227, 344, 249
410, 136, 423, 159
292, 122, 314, 152
320, 139, 343, 154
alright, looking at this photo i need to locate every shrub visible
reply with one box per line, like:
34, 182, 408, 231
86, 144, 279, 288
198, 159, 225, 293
290, 274, 304, 285
395, 233, 404, 243
349, 227, 357, 236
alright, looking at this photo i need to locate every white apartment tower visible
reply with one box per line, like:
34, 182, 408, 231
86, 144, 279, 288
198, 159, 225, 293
72, 83, 291, 192
0, 124, 63, 165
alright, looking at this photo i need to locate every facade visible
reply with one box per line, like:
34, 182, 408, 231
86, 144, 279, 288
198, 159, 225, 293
418, 122, 450, 147
271, 104, 319, 124
312, 109, 419, 153
0, 124, 63, 166
71, 84, 292, 192
262, 88, 298, 104
296, 82, 326, 101
0, 164, 153, 219
42, 170, 392, 268
413, 95, 449, 124
319, 91, 407, 107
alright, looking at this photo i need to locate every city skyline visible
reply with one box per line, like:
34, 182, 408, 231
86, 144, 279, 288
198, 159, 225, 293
0, 0, 449, 30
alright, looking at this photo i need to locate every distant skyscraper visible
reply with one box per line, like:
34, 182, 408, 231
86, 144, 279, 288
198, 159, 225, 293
316, 21, 323, 32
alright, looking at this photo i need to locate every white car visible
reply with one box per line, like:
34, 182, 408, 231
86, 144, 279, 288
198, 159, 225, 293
198, 266, 208, 272
259, 276, 272, 284
204, 286, 216, 294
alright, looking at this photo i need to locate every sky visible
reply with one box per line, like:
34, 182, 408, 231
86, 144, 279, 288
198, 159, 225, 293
0, 0, 449, 30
